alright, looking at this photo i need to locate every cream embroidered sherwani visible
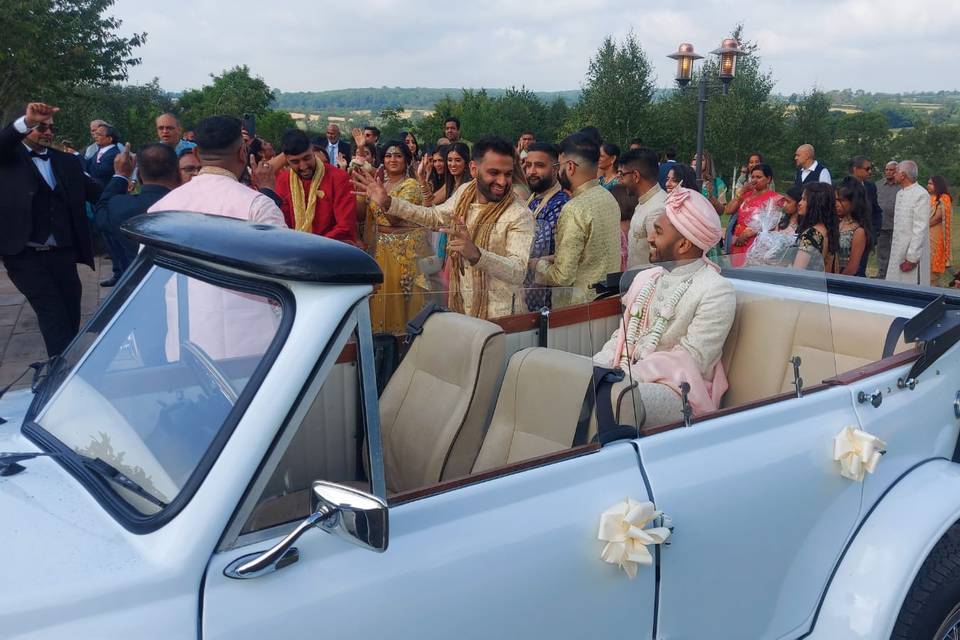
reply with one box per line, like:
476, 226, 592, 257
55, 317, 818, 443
534, 180, 622, 308
626, 184, 668, 268
594, 260, 736, 426
387, 183, 534, 319
885, 181, 931, 285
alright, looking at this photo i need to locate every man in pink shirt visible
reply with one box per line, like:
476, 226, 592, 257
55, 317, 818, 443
147, 115, 286, 360
148, 115, 285, 226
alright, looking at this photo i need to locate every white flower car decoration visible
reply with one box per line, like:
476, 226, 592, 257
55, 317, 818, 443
598, 498, 672, 579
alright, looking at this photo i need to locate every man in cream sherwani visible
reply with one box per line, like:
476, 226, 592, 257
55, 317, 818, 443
885, 160, 930, 286
594, 187, 736, 428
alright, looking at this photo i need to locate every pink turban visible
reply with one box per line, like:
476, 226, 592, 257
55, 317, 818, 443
664, 186, 723, 251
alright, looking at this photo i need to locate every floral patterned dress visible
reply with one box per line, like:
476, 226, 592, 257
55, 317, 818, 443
367, 178, 432, 333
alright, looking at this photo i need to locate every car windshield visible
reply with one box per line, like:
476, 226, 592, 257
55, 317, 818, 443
33, 264, 285, 514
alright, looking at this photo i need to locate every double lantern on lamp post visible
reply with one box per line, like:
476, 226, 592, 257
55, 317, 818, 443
668, 39, 747, 190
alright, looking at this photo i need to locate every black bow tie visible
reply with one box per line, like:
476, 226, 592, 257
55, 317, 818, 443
30, 150, 50, 161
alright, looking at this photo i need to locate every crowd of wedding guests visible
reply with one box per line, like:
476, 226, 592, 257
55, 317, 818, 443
3, 101, 955, 358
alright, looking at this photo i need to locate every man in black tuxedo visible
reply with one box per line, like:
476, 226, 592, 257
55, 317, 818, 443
94, 142, 179, 274
0, 102, 102, 357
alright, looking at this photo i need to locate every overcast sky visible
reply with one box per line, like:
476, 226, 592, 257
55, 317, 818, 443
112, 0, 960, 95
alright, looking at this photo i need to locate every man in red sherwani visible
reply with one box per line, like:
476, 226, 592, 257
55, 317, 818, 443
256, 129, 357, 244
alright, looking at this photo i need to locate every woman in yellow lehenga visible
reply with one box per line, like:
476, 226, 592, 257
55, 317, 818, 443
366, 140, 433, 334
928, 175, 953, 286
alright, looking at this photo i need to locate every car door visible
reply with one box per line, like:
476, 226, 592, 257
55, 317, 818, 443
203, 442, 654, 640
201, 299, 658, 640
635, 268, 865, 639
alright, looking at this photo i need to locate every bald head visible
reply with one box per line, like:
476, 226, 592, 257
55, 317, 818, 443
156, 113, 182, 146
325, 123, 341, 143
896, 160, 918, 185
794, 144, 816, 170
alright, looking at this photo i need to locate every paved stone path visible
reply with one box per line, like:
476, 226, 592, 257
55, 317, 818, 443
0, 257, 114, 392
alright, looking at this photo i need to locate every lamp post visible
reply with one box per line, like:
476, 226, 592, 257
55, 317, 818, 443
668, 39, 747, 190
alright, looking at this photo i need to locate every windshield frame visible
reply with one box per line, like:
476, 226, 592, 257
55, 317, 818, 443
22, 248, 297, 534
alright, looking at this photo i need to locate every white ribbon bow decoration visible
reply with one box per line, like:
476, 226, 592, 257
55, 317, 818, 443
597, 498, 671, 579
833, 426, 886, 482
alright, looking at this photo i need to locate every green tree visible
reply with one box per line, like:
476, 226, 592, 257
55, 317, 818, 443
255, 109, 297, 147
54, 79, 173, 150
832, 111, 891, 169
787, 90, 836, 169
176, 65, 275, 127
578, 31, 655, 146
0, 0, 144, 121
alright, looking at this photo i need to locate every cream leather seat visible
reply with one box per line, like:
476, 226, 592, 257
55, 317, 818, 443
380, 313, 505, 492
721, 297, 908, 408
473, 348, 597, 473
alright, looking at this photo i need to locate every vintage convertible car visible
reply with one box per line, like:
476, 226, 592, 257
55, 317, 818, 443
2, 212, 960, 640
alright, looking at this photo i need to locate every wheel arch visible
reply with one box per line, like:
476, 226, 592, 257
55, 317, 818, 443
807, 459, 960, 639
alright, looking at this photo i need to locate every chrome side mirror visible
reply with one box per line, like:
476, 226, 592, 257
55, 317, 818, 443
224, 481, 388, 580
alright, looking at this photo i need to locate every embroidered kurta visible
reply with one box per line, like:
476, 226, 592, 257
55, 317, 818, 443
535, 180, 622, 309
524, 187, 570, 311
886, 182, 931, 285
594, 260, 736, 416
627, 185, 668, 268
387, 183, 534, 319
273, 163, 358, 244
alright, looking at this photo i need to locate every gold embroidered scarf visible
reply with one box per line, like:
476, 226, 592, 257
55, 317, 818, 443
289, 156, 326, 233
448, 179, 515, 318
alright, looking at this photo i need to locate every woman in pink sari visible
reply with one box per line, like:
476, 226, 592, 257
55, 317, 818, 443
728, 163, 779, 267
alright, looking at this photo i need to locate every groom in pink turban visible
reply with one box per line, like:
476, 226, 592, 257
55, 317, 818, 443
594, 186, 736, 428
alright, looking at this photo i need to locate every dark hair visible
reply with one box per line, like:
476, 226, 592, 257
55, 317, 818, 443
577, 126, 602, 145
137, 143, 179, 182
470, 135, 513, 162
559, 132, 601, 166
429, 143, 448, 191
194, 116, 242, 153
600, 142, 621, 168
750, 163, 774, 180
931, 175, 950, 198
837, 176, 873, 242
784, 184, 803, 203
444, 142, 471, 195
363, 125, 381, 139
798, 182, 840, 258
315, 148, 330, 163
628, 137, 644, 147
848, 155, 870, 171
353, 141, 378, 162
608, 184, 638, 222
525, 142, 559, 160
379, 139, 412, 168
520, 129, 535, 137
399, 130, 419, 159
666, 163, 698, 190
444, 116, 461, 129
663, 146, 677, 160
281, 129, 311, 156
748, 151, 764, 163
99, 124, 119, 145
620, 147, 659, 182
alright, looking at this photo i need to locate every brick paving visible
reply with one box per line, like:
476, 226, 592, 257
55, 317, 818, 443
0, 257, 114, 392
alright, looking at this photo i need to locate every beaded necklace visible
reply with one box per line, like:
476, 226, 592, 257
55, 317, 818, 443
620, 273, 694, 368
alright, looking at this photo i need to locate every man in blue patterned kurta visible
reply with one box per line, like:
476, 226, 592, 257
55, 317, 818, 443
523, 142, 570, 311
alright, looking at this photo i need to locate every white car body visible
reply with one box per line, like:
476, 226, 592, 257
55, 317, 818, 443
1, 211, 959, 639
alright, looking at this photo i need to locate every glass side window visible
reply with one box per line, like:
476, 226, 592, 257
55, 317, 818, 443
35, 265, 284, 514
243, 328, 367, 534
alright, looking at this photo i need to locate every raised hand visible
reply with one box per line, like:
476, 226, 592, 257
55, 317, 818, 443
25, 102, 59, 128
351, 127, 364, 147
113, 143, 135, 178
442, 220, 480, 265
352, 167, 390, 210
251, 154, 276, 191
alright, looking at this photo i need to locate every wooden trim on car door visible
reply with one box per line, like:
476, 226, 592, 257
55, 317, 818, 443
821, 347, 921, 385
490, 296, 622, 335
388, 443, 601, 506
